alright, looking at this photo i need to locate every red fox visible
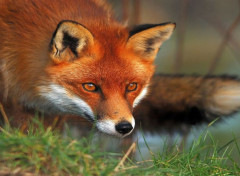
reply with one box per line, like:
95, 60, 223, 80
0, 0, 175, 137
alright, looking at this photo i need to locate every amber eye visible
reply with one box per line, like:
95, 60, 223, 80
126, 83, 138, 92
82, 83, 98, 92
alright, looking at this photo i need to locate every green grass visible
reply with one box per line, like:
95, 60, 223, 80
0, 120, 239, 175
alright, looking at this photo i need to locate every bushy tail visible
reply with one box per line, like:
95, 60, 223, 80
134, 74, 240, 131
204, 80, 240, 118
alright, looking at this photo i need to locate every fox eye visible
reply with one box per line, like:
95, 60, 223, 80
82, 83, 98, 92
126, 83, 138, 92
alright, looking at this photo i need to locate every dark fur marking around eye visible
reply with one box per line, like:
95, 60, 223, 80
63, 32, 79, 57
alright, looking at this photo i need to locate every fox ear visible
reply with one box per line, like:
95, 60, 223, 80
127, 23, 175, 60
49, 20, 94, 63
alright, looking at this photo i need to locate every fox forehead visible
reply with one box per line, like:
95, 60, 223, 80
48, 48, 154, 85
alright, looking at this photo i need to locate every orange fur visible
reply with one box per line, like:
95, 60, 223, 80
0, 0, 174, 136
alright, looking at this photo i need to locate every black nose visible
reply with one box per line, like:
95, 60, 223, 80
115, 121, 133, 135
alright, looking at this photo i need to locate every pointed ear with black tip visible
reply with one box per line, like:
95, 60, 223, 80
127, 22, 175, 60
49, 20, 94, 63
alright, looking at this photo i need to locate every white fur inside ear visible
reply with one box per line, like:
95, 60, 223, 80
133, 86, 148, 108
38, 84, 94, 121
127, 23, 175, 59
50, 21, 94, 60
54, 27, 86, 54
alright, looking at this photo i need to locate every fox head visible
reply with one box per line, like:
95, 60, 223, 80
38, 20, 175, 137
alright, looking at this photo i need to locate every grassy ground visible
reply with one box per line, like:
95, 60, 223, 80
0, 120, 240, 175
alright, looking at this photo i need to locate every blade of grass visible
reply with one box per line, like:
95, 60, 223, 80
0, 103, 10, 126
114, 142, 136, 172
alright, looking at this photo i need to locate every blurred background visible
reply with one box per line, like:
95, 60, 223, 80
70, 0, 240, 162
109, 0, 240, 75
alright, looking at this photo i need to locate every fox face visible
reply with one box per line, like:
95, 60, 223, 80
37, 21, 175, 137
